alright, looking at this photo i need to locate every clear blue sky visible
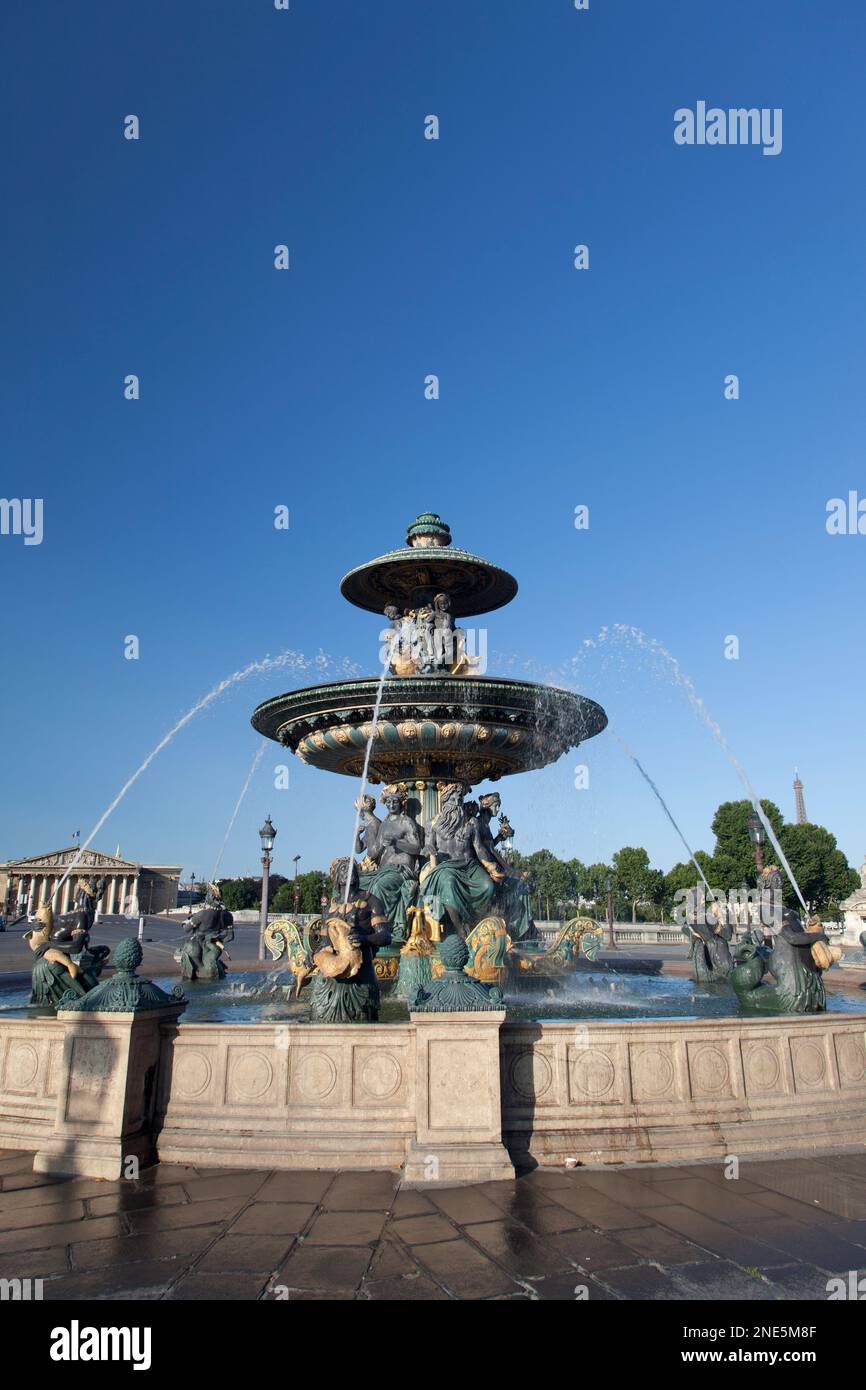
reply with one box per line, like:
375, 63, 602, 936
2, 1, 864, 883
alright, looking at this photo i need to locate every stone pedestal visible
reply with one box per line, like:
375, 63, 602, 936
403, 1010, 514, 1184
33, 1005, 184, 1180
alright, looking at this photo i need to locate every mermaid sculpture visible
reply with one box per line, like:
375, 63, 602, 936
731, 909, 840, 1013
310, 858, 391, 1023
25, 903, 108, 1007
178, 882, 235, 981
475, 792, 536, 940
420, 783, 499, 939
683, 894, 734, 983
358, 784, 421, 944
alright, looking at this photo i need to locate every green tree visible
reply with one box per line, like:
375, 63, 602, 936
581, 862, 611, 918
662, 853, 716, 917
271, 871, 328, 914
710, 799, 784, 890
218, 877, 260, 911
777, 823, 859, 913
611, 846, 655, 923
271, 882, 294, 912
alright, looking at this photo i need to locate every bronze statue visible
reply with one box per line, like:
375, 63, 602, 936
420, 783, 498, 938
358, 784, 421, 943
179, 882, 234, 981
683, 896, 734, 984
25, 904, 108, 1007
475, 792, 537, 940
310, 858, 391, 1023
353, 793, 382, 862
731, 909, 839, 1013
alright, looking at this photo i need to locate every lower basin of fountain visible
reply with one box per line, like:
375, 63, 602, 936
2, 971, 864, 1181
1, 969, 863, 1023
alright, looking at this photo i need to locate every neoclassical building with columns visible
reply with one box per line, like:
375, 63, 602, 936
0, 846, 180, 919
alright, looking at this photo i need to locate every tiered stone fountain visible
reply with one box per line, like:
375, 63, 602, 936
251, 512, 608, 992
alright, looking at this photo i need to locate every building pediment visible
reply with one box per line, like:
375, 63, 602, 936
2, 847, 141, 871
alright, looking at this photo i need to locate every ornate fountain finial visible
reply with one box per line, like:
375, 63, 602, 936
410, 932, 504, 1011
406, 512, 451, 548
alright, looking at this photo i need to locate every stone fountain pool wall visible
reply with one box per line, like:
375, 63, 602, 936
1, 1012, 865, 1180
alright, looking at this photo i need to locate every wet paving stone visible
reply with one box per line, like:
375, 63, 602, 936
323, 1171, 398, 1211
429, 1187, 505, 1224
366, 1238, 420, 1279
127, 1197, 246, 1234
672, 1260, 777, 1300
646, 1177, 775, 1223
729, 1216, 866, 1271
411, 1238, 519, 1299
304, 1210, 387, 1246
275, 1242, 374, 1291
229, 1202, 317, 1236
527, 1272, 622, 1301
181, 1172, 268, 1203
593, 1264, 681, 1299
463, 1219, 574, 1278
85, 1184, 190, 1218
70, 1224, 224, 1270
169, 1272, 271, 1300
362, 1271, 451, 1300
388, 1214, 458, 1245
256, 1171, 335, 1204
390, 1189, 437, 1218
0, 1245, 70, 1278
0, 1215, 125, 1256
548, 1228, 637, 1272
546, 1187, 655, 1231
617, 1224, 710, 1265
759, 1262, 844, 1300
42, 1262, 181, 1300
196, 1233, 296, 1273
647, 1205, 783, 1265
3, 1151, 866, 1300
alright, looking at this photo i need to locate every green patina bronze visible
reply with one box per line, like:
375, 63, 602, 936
410, 934, 503, 1012
730, 911, 832, 1014
683, 922, 734, 984
59, 938, 187, 1013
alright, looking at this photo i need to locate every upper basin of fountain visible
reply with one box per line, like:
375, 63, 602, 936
339, 509, 518, 619
340, 543, 518, 619
251, 673, 607, 783
252, 511, 608, 787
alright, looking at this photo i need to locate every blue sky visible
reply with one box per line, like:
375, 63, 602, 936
2, 0, 864, 883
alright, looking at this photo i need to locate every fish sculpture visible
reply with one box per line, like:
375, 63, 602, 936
313, 916, 362, 981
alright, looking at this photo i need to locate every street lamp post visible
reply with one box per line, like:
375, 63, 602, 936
258, 816, 277, 961
606, 872, 617, 950
747, 809, 766, 875
293, 853, 301, 913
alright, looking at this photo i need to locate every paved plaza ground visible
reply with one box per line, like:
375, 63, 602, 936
2, 1148, 866, 1301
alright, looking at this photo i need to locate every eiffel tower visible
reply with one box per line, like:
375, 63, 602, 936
793, 769, 808, 824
